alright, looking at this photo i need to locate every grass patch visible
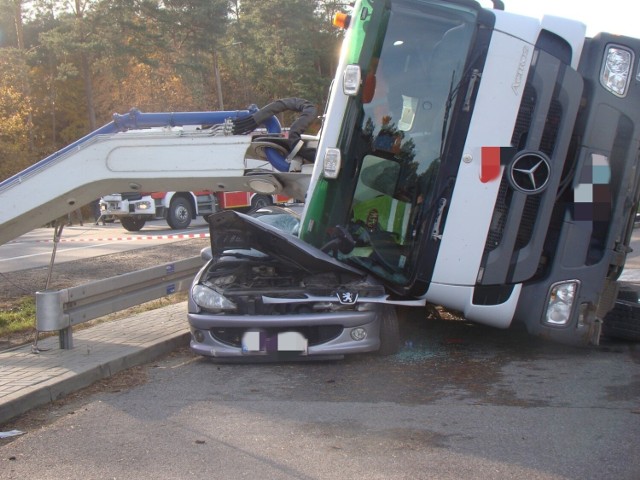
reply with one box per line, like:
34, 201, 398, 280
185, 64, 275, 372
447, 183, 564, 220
0, 296, 36, 336
0, 293, 189, 339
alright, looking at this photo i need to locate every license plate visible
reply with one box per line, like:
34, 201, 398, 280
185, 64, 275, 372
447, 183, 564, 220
242, 331, 308, 354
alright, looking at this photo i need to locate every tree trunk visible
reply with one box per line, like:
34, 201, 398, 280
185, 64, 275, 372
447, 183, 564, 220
80, 52, 96, 130
13, 0, 35, 151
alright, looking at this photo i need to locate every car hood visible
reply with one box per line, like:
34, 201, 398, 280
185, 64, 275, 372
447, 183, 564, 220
207, 210, 365, 276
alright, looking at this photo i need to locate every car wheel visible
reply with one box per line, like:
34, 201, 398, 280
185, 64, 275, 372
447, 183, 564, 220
378, 304, 400, 355
602, 288, 640, 341
167, 197, 193, 229
120, 216, 146, 232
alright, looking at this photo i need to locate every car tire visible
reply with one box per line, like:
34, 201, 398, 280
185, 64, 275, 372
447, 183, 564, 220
378, 304, 400, 356
602, 288, 640, 342
120, 216, 146, 232
167, 197, 193, 229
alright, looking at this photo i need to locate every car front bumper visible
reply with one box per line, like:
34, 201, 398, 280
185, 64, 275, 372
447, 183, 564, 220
187, 309, 381, 358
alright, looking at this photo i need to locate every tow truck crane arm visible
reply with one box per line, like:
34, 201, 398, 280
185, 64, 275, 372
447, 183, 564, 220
0, 107, 312, 246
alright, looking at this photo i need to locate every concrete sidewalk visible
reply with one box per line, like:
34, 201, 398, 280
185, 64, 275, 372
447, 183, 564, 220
0, 303, 190, 425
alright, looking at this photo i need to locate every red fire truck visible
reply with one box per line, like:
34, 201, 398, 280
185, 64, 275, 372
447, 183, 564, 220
99, 190, 292, 231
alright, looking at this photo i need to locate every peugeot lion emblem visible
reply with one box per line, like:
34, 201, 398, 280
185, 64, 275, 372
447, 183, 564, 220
336, 289, 358, 305
509, 152, 551, 194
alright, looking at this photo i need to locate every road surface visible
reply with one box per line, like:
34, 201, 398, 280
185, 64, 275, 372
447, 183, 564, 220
1, 317, 638, 479
0, 218, 209, 273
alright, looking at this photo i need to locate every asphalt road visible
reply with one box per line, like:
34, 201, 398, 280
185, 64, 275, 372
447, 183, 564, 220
1, 318, 638, 479
0, 224, 639, 479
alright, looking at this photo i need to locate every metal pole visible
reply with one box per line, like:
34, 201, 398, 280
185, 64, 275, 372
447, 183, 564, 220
45, 222, 64, 289
33, 220, 67, 353
46, 222, 74, 348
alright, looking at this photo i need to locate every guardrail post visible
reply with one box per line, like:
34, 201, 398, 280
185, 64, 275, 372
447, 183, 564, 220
36, 289, 73, 349
59, 327, 73, 349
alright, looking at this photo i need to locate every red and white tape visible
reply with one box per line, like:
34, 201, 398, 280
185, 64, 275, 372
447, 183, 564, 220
35, 232, 210, 243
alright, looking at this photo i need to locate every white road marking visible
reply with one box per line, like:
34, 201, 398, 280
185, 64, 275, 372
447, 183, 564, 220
0, 243, 114, 262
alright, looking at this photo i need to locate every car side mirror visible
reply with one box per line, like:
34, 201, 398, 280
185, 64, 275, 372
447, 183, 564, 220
200, 247, 212, 262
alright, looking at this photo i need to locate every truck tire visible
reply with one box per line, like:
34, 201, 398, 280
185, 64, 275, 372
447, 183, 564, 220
167, 197, 193, 229
120, 216, 146, 232
251, 194, 272, 210
378, 305, 400, 356
602, 293, 640, 342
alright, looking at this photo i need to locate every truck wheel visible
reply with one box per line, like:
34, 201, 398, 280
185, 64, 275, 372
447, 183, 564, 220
120, 216, 146, 232
251, 194, 272, 210
167, 197, 193, 229
377, 305, 400, 356
602, 294, 640, 342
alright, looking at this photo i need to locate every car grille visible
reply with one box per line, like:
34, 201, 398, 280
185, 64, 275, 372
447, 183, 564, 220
210, 325, 343, 348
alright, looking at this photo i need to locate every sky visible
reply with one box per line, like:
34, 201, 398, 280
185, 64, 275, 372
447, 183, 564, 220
481, 0, 637, 38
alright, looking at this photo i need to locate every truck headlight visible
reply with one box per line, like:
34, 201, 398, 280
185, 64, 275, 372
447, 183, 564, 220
544, 281, 579, 326
136, 201, 152, 210
600, 45, 633, 97
191, 284, 237, 312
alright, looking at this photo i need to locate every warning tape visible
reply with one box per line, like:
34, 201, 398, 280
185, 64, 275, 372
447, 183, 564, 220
34, 232, 210, 243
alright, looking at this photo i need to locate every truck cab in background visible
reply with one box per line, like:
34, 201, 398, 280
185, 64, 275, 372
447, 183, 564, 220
100, 190, 293, 231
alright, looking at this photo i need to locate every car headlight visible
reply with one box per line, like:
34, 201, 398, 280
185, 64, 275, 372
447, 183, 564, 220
191, 284, 237, 312
544, 281, 579, 326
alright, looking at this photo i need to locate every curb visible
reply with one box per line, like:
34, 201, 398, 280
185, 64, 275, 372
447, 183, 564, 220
0, 304, 191, 426
0, 333, 189, 425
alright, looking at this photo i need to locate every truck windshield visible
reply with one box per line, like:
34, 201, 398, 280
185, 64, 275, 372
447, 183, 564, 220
331, 0, 477, 285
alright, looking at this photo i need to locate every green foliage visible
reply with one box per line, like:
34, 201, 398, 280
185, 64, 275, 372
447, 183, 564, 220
0, 47, 32, 180
230, 0, 340, 108
0, 296, 35, 335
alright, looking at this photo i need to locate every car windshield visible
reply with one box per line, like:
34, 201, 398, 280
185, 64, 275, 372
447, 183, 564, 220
251, 208, 300, 236
337, 0, 476, 284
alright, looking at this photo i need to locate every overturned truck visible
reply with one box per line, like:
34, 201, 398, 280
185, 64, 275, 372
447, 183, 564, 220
189, 0, 640, 359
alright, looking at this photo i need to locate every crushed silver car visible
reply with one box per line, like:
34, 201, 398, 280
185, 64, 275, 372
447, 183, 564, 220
187, 206, 401, 360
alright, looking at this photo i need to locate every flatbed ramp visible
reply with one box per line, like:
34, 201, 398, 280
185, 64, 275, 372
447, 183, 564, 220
0, 109, 311, 246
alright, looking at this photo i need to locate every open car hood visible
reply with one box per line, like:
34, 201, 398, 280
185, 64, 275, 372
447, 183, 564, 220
207, 210, 365, 276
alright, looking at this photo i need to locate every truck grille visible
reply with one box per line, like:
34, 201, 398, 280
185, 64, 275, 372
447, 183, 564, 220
479, 47, 583, 287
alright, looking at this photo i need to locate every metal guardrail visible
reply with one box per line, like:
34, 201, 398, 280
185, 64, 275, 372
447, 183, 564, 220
35, 256, 203, 349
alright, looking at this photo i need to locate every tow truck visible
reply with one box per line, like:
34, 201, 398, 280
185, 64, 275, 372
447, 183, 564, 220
1, 0, 639, 353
